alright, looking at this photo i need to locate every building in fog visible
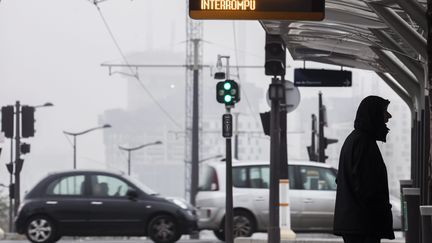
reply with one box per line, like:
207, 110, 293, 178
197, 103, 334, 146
99, 50, 269, 198
100, 49, 411, 199
99, 51, 186, 197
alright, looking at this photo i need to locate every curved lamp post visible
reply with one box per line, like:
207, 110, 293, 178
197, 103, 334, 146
63, 124, 111, 169
119, 141, 162, 175
34, 102, 54, 109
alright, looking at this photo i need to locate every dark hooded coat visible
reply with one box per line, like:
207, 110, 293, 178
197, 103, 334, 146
333, 96, 395, 239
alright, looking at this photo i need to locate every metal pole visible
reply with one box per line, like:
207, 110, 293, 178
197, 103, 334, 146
9, 138, 13, 232
269, 78, 282, 243
190, 38, 200, 207
14, 101, 20, 216
427, 0, 432, 205
73, 135, 77, 169
190, 38, 200, 239
280, 78, 288, 179
318, 92, 325, 163
128, 151, 131, 176
225, 109, 234, 243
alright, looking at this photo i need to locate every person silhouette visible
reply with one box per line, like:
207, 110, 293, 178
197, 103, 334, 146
333, 96, 394, 243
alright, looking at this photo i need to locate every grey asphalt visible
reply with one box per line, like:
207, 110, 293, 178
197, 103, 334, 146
0, 231, 404, 243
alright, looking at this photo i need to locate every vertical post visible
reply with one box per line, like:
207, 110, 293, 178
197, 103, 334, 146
190, 38, 200, 238
128, 151, 131, 176
225, 109, 234, 243
14, 101, 20, 216
73, 135, 77, 169
279, 79, 288, 179
318, 92, 325, 163
411, 115, 417, 187
427, 0, 432, 205
9, 138, 13, 232
268, 77, 282, 243
425, 0, 432, 205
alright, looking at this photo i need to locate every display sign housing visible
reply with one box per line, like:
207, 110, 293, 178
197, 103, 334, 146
189, 0, 325, 20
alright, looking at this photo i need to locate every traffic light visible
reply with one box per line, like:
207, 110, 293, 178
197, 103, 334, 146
216, 80, 240, 106
21, 106, 35, 138
265, 34, 286, 76
1, 106, 14, 138
20, 143, 31, 154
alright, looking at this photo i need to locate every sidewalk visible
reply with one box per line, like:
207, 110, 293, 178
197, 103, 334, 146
234, 233, 405, 243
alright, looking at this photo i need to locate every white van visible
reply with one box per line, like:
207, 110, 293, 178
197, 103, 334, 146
196, 160, 401, 241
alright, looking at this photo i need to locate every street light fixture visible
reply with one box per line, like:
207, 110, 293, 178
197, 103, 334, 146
118, 141, 163, 175
33, 102, 54, 109
63, 124, 111, 169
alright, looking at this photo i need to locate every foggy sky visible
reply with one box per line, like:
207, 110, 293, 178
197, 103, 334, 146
0, 0, 407, 195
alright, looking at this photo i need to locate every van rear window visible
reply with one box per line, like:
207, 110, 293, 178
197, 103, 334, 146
199, 165, 218, 191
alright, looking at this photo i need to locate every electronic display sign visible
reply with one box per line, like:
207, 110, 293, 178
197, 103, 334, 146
189, 0, 325, 20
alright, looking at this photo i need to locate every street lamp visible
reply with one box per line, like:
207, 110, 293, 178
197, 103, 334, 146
63, 124, 111, 169
118, 141, 162, 175
34, 102, 54, 109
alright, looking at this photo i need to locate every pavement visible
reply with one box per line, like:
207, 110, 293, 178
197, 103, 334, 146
0, 231, 405, 243
234, 233, 405, 243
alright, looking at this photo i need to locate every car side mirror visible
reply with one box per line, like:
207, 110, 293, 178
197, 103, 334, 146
126, 188, 138, 200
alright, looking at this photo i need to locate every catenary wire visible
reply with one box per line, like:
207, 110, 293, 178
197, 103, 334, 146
93, 2, 183, 130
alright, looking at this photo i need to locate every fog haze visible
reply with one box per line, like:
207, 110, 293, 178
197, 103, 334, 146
0, 0, 411, 197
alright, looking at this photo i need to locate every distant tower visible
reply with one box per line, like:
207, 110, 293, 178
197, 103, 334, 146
185, 0, 203, 205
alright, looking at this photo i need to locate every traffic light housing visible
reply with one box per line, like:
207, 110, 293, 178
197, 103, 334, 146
20, 143, 31, 154
216, 80, 240, 106
1, 106, 14, 138
22, 106, 35, 138
265, 34, 286, 76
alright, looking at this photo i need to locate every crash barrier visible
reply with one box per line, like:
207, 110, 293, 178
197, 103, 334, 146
403, 187, 420, 243
400, 180, 413, 236
420, 206, 432, 243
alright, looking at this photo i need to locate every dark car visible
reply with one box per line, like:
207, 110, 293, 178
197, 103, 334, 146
15, 170, 197, 243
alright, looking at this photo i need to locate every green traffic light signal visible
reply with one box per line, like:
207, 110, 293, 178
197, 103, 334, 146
216, 80, 240, 105
224, 95, 232, 103
224, 82, 231, 90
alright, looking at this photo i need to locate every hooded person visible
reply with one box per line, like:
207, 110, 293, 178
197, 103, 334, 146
333, 96, 394, 243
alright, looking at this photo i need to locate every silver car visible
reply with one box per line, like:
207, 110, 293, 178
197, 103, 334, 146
196, 160, 401, 241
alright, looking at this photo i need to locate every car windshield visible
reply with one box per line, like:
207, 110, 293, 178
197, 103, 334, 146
125, 176, 158, 196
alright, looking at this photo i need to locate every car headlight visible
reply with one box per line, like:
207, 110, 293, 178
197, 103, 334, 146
169, 198, 189, 210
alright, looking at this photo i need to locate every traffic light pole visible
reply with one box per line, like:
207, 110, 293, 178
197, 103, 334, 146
8, 138, 14, 232
14, 101, 21, 216
318, 92, 325, 162
268, 77, 283, 243
224, 107, 234, 243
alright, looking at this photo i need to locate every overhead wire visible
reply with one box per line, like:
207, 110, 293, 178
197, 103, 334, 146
92, 2, 183, 130
232, 21, 263, 127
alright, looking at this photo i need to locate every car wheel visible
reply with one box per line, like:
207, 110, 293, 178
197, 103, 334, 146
233, 211, 255, 238
147, 215, 181, 243
213, 228, 225, 241
214, 211, 256, 241
25, 216, 58, 243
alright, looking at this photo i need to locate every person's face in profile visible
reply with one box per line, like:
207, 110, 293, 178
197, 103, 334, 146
384, 109, 392, 123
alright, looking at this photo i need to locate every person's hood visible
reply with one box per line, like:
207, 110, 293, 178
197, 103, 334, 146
354, 96, 390, 142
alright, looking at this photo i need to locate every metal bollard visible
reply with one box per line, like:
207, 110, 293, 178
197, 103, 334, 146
400, 180, 413, 235
420, 206, 432, 243
403, 187, 420, 243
